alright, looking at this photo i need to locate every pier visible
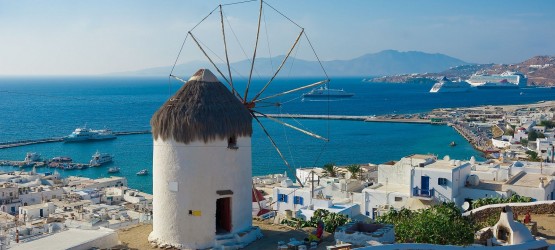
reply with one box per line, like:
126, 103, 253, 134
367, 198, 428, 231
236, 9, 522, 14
263, 114, 432, 124
0, 130, 151, 149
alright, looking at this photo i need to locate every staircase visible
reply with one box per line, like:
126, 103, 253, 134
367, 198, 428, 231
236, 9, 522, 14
212, 234, 244, 250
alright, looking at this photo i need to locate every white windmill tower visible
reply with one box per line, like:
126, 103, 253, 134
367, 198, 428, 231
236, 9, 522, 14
149, 69, 259, 249
150, 0, 330, 249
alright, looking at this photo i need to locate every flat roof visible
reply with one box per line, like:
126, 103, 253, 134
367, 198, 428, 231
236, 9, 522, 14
507, 172, 551, 188
11, 227, 116, 250
406, 154, 436, 160
423, 160, 465, 171
369, 183, 409, 194
466, 180, 504, 191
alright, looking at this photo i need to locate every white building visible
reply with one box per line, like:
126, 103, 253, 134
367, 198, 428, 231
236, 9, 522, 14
19, 202, 56, 220
148, 69, 261, 249
360, 155, 472, 219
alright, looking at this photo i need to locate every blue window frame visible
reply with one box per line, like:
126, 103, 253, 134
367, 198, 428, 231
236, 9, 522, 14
278, 194, 288, 203
293, 196, 304, 205
438, 178, 448, 186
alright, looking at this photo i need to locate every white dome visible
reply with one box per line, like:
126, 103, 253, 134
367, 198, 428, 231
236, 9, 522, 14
467, 174, 480, 186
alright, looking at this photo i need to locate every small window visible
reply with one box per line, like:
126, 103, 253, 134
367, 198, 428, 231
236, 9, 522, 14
438, 178, 448, 186
394, 196, 403, 202
278, 194, 288, 203
293, 196, 304, 205
227, 136, 238, 149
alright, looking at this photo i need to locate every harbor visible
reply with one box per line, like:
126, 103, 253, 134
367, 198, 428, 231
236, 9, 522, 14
0, 130, 151, 149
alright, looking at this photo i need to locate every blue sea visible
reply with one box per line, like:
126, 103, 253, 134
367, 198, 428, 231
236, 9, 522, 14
1, 76, 555, 193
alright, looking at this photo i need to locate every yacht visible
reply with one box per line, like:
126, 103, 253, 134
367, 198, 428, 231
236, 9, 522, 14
108, 167, 120, 173
136, 169, 148, 176
303, 86, 354, 99
429, 77, 470, 93
24, 152, 41, 162
89, 151, 113, 166
64, 127, 116, 142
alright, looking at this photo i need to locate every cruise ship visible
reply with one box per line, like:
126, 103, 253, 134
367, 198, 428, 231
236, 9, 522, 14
64, 127, 116, 142
303, 86, 354, 99
467, 71, 527, 89
429, 77, 470, 93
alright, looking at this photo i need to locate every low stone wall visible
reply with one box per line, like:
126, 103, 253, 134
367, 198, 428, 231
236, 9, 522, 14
466, 201, 555, 225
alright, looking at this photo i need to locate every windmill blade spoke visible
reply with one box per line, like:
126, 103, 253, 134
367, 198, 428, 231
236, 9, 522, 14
169, 74, 189, 84
252, 113, 304, 187
253, 79, 329, 103
254, 111, 329, 141
251, 28, 305, 102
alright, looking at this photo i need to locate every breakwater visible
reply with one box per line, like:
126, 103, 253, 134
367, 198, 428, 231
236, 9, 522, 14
0, 130, 151, 149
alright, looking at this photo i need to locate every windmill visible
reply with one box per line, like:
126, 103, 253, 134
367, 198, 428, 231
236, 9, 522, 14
150, 2, 332, 247
168, 0, 330, 186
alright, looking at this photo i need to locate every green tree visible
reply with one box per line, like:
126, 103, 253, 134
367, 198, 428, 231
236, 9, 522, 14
376, 203, 474, 245
310, 209, 350, 233
526, 150, 541, 162
323, 163, 337, 177
528, 130, 545, 141
540, 120, 555, 129
346, 164, 361, 179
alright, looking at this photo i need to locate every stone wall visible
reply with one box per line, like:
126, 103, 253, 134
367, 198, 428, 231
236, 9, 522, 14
467, 201, 555, 225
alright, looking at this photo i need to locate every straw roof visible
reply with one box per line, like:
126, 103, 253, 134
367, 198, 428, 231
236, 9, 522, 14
151, 69, 252, 144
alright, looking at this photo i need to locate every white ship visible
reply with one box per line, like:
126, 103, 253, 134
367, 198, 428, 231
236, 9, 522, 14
303, 86, 354, 99
24, 152, 41, 162
429, 77, 470, 93
89, 151, 113, 166
64, 127, 116, 142
468, 71, 527, 88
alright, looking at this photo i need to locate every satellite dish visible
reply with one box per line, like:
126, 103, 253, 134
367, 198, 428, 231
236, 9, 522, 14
462, 202, 470, 211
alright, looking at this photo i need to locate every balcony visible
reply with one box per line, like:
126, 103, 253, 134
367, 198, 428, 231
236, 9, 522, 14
412, 187, 435, 200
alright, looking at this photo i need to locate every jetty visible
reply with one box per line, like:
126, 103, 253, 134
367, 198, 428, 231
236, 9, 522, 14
263, 114, 432, 124
0, 130, 151, 149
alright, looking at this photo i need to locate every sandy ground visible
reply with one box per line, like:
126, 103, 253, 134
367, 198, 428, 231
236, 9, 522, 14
526, 213, 555, 245
116, 220, 336, 250
116, 214, 555, 249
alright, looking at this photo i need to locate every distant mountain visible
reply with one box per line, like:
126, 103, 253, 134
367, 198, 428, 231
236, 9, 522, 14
110, 50, 468, 77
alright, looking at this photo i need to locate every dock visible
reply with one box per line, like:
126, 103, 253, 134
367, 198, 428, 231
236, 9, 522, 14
0, 130, 151, 149
263, 114, 432, 124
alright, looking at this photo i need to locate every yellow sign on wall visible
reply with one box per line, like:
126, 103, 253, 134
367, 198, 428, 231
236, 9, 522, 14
192, 210, 202, 216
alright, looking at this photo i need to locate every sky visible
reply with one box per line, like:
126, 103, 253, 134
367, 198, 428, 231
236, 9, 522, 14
1, 0, 555, 76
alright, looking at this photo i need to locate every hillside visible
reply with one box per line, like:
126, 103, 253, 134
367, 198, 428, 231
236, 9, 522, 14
109, 50, 467, 77
368, 55, 555, 86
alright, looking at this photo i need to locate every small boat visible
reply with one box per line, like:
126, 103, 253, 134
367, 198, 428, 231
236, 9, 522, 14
108, 167, 120, 173
89, 151, 113, 166
450, 141, 457, 147
136, 169, 148, 176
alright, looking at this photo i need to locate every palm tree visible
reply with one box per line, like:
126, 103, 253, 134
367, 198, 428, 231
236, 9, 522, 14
346, 164, 361, 180
323, 163, 337, 177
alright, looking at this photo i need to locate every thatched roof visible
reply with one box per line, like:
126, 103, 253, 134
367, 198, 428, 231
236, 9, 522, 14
151, 69, 252, 144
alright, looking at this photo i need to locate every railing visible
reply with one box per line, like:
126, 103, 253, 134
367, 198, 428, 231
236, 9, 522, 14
412, 187, 435, 198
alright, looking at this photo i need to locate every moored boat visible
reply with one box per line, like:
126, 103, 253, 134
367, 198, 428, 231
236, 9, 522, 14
64, 126, 116, 142
108, 167, 120, 173
24, 152, 41, 162
429, 77, 470, 93
89, 151, 113, 166
303, 86, 353, 99
136, 169, 148, 175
